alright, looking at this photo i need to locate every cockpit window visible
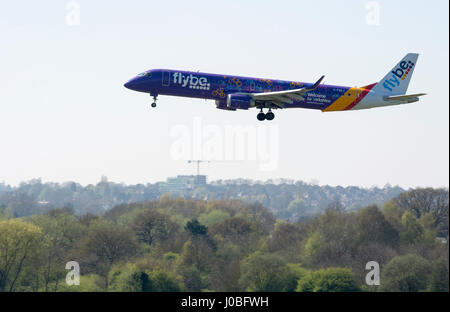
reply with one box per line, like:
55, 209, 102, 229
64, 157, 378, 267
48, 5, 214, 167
137, 72, 152, 77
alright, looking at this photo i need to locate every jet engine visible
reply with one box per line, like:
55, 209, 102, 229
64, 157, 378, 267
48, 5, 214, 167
215, 100, 236, 111
226, 94, 254, 110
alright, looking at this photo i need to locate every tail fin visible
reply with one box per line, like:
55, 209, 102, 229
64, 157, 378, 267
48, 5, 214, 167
371, 53, 419, 96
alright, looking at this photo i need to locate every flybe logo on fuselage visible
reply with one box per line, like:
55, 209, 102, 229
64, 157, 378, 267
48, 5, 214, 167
173, 72, 211, 90
382, 60, 415, 92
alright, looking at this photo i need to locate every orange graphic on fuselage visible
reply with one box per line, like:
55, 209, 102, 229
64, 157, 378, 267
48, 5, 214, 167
212, 88, 226, 98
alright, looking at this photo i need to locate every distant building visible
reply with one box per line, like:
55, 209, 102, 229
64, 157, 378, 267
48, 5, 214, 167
159, 175, 207, 194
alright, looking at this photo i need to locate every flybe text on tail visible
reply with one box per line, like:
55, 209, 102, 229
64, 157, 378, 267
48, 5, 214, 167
382, 60, 415, 92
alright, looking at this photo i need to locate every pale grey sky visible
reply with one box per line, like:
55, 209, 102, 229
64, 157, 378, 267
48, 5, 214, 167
0, 0, 448, 188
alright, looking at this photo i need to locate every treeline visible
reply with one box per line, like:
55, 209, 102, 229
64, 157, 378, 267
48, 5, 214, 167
0, 178, 404, 220
0, 187, 448, 292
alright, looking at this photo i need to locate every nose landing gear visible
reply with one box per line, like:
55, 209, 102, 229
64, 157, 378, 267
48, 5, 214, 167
150, 93, 158, 108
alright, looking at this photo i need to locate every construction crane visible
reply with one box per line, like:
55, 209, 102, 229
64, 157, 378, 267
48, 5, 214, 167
187, 160, 210, 177
187, 160, 239, 184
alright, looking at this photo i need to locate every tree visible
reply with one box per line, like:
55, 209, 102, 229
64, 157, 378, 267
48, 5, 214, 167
2, 192, 40, 217
400, 211, 424, 245
177, 264, 204, 292
0, 219, 43, 292
74, 221, 138, 288
109, 263, 181, 292
381, 254, 431, 292
284, 199, 309, 220
356, 205, 399, 247
429, 259, 449, 292
179, 239, 216, 273
326, 199, 345, 213
267, 221, 305, 262
351, 242, 397, 287
198, 210, 230, 227
29, 209, 84, 291
237, 203, 276, 234
210, 217, 259, 255
239, 253, 297, 292
296, 267, 359, 292
185, 219, 208, 236
302, 210, 357, 268
393, 188, 449, 237
132, 209, 178, 246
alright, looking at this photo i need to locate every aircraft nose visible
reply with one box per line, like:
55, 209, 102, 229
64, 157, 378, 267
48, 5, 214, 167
124, 74, 151, 92
124, 78, 138, 90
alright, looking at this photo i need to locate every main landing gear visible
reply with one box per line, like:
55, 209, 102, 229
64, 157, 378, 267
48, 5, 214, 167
150, 93, 158, 107
257, 108, 275, 121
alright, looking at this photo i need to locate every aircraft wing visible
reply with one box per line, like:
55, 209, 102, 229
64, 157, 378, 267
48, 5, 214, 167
383, 93, 426, 104
249, 75, 325, 108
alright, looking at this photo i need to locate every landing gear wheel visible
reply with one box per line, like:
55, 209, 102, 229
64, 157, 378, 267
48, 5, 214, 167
257, 112, 266, 121
150, 93, 158, 108
266, 111, 275, 120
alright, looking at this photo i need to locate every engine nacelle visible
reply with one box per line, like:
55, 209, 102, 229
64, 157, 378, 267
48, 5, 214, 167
226, 94, 254, 110
215, 100, 236, 111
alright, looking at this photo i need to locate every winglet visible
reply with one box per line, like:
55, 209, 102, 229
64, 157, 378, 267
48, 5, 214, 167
311, 75, 325, 90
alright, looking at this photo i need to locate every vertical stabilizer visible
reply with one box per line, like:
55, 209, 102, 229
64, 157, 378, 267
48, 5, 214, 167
371, 53, 419, 96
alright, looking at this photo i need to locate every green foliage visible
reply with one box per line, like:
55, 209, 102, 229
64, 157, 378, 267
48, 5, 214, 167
177, 265, 204, 292
0, 188, 447, 293
393, 188, 449, 237
239, 253, 297, 292
302, 210, 356, 268
285, 199, 309, 219
382, 200, 403, 230
356, 205, 399, 247
428, 259, 449, 292
303, 231, 322, 265
0, 219, 43, 291
296, 267, 359, 292
0, 206, 12, 220
27, 209, 84, 291
287, 263, 311, 281
268, 221, 304, 262
145, 269, 181, 292
163, 252, 179, 262
56, 274, 105, 292
179, 237, 216, 272
381, 254, 432, 292
400, 211, 424, 245
108, 263, 143, 292
198, 210, 230, 227
108, 263, 181, 292
73, 221, 139, 286
185, 219, 208, 236
132, 209, 178, 246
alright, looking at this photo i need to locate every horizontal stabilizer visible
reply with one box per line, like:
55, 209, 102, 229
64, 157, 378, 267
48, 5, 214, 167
383, 93, 426, 103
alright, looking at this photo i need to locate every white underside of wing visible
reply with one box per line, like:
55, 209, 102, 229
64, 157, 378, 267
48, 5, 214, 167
250, 88, 310, 107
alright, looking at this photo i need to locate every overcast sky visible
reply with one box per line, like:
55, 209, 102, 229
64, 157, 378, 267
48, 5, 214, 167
0, 0, 448, 188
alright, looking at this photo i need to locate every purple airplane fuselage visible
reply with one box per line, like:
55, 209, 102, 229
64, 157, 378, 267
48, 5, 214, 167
124, 69, 352, 111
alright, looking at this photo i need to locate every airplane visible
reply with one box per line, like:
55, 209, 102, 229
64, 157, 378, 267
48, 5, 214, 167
124, 53, 425, 121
